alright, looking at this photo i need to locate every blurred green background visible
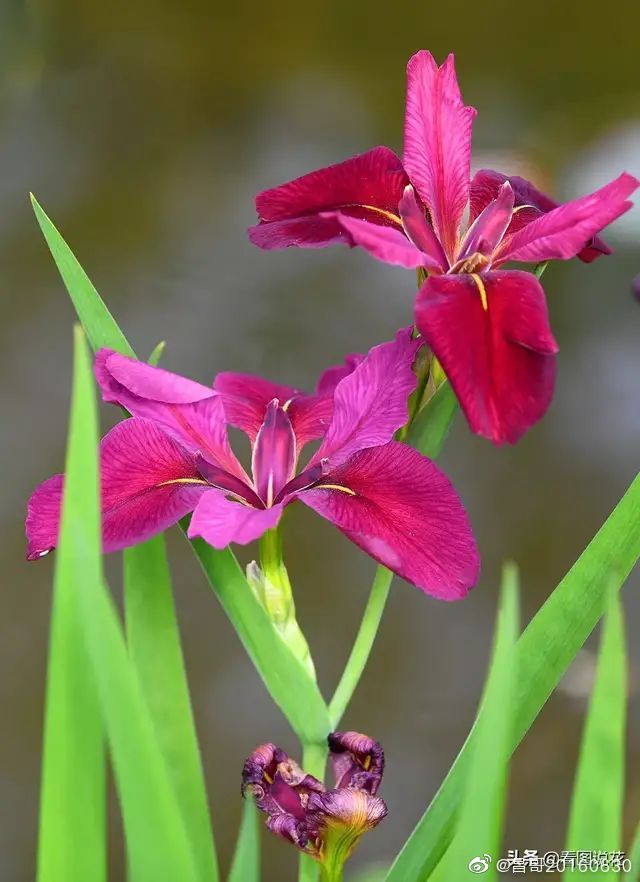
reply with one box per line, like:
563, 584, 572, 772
1, 0, 639, 878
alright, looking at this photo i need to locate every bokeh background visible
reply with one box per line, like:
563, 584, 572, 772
1, 1, 640, 878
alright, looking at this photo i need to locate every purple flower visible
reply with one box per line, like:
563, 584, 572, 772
242, 732, 387, 865
26, 330, 479, 600
248, 50, 638, 445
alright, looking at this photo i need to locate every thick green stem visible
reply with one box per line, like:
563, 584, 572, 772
257, 529, 316, 678
298, 742, 328, 882
329, 567, 393, 728
320, 864, 343, 882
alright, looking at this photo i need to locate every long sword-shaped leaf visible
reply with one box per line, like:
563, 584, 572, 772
191, 540, 331, 743
31, 195, 330, 743
228, 798, 260, 882
36, 358, 106, 882
124, 539, 219, 882
386, 472, 640, 882
565, 593, 626, 855
406, 381, 457, 459
625, 823, 640, 880
66, 327, 200, 882
433, 564, 519, 882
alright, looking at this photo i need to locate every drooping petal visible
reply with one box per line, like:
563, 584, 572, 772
328, 212, 440, 270
495, 173, 639, 265
95, 350, 247, 480
306, 789, 387, 836
469, 168, 613, 262
403, 51, 476, 260
328, 732, 384, 795
251, 400, 297, 506
214, 371, 332, 448
188, 491, 284, 548
458, 180, 515, 259
415, 271, 558, 444
313, 329, 421, 467
249, 147, 409, 249
300, 442, 480, 600
26, 419, 207, 559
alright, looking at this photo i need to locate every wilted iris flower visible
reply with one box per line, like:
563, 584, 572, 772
26, 330, 479, 599
242, 731, 386, 871
249, 50, 638, 444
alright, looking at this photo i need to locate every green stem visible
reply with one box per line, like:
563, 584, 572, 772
258, 528, 316, 678
298, 742, 328, 882
320, 864, 343, 882
329, 566, 393, 728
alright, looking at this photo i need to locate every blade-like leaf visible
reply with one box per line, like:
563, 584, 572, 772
433, 564, 519, 882
228, 798, 260, 882
32, 195, 330, 745
406, 380, 457, 458
31, 195, 134, 356
565, 592, 626, 854
64, 327, 199, 882
386, 473, 640, 882
191, 539, 331, 744
148, 340, 166, 366
36, 330, 106, 882
124, 538, 219, 882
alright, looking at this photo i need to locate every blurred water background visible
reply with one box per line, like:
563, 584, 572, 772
1, 0, 639, 878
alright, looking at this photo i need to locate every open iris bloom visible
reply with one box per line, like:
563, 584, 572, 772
242, 731, 386, 874
26, 329, 479, 600
249, 50, 639, 444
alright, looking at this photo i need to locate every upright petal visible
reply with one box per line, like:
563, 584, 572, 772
300, 442, 479, 600
316, 353, 364, 395
26, 419, 206, 559
249, 147, 409, 249
470, 168, 613, 263
415, 271, 558, 444
495, 173, 639, 265
96, 350, 247, 480
403, 51, 476, 260
188, 491, 284, 548
328, 732, 385, 795
398, 185, 449, 270
459, 180, 515, 259
214, 371, 332, 449
313, 329, 421, 467
251, 401, 297, 505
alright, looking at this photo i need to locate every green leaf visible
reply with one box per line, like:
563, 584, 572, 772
31, 195, 134, 356
228, 799, 260, 882
148, 340, 166, 366
406, 381, 457, 459
37, 330, 106, 882
32, 195, 330, 746
63, 327, 200, 882
433, 564, 519, 882
191, 539, 331, 744
565, 592, 626, 855
124, 538, 219, 882
385, 473, 640, 882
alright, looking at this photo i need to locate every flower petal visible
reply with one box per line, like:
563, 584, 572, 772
459, 180, 515, 259
26, 419, 206, 559
300, 441, 480, 600
469, 168, 614, 263
415, 271, 558, 444
214, 371, 331, 449
398, 184, 449, 270
495, 173, 639, 264
249, 147, 409, 249
315, 353, 364, 395
328, 212, 439, 270
251, 401, 297, 505
188, 492, 284, 548
328, 732, 384, 795
313, 329, 421, 467
403, 51, 476, 260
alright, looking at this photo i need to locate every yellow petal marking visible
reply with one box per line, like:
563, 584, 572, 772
470, 273, 489, 312
316, 484, 356, 496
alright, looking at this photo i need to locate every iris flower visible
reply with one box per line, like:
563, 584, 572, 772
242, 731, 386, 865
249, 50, 638, 444
26, 330, 479, 600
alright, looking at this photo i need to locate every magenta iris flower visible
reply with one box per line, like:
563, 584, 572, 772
26, 330, 479, 600
249, 50, 639, 444
242, 731, 387, 862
